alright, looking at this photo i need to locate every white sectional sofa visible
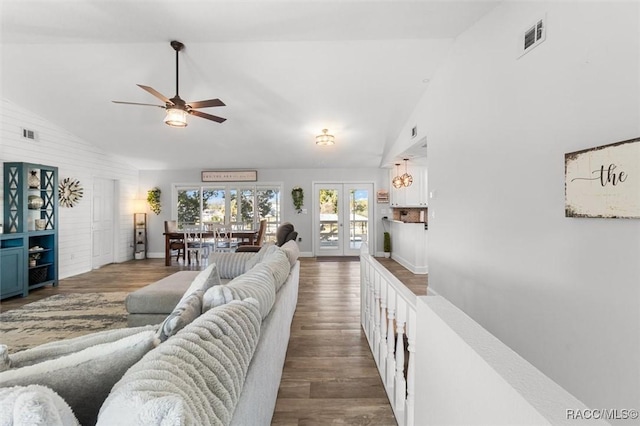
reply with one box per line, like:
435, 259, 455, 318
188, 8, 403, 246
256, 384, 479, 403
0, 240, 300, 426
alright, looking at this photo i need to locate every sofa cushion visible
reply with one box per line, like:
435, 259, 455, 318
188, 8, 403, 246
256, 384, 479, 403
279, 240, 300, 267
0, 330, 156, 426
202, 264, 277, 319
209, 252, 257, 279
155, 291, 203, 343
261, 249, 292, 292
179, 263, 221, 302
97, 299, 262, 426
0, 346, 9, 373
0, 384, 79, 426
9, 325, 157, 369
125, 271, 199, 314
243, 243, 277, 271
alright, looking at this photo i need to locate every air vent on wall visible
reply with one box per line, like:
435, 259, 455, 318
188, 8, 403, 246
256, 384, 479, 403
22, 128, 36, 140
518, 15, 546, 58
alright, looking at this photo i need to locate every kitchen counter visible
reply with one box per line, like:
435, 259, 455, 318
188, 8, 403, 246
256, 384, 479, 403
383, 219, 428, 274
386, 219, 428, 229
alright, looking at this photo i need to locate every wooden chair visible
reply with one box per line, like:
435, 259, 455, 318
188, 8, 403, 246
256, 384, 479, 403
236, 218, 267, 253
164, 220, 185, 263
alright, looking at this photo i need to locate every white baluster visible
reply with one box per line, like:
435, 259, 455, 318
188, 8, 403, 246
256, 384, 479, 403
365, 261, 373, 339
395, 299, 407, 416
386, 289, 397, 399
406, 308, 416, 426
373, 273, 381, 363
368, 266, 376, 351
379, 277, 388, 381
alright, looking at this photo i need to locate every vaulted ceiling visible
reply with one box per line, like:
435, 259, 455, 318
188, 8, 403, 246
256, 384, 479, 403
1, 0, 498, 170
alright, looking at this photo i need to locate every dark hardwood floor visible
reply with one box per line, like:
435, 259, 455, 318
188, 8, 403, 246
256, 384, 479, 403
0, 256, 427, 425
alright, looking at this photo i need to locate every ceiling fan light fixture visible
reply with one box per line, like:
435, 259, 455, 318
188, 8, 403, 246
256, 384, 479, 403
164, 107, 188, 127
316, 129, 335, 146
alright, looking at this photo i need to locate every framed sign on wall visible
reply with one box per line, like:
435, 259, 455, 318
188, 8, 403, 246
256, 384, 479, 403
565, 137, 640, 218
201, 170, 257, 182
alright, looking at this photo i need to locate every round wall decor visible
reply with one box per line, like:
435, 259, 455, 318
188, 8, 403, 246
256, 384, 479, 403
59, 178, 84, 208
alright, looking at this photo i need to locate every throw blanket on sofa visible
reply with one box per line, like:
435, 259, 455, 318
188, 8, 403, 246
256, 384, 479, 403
97, 299, 262, 426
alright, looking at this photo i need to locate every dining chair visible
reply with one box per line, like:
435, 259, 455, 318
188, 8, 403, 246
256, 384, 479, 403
164, 220, 185, 263
236, 218, 267, 253
183, 224, 209, 264
211, 224, 239, 253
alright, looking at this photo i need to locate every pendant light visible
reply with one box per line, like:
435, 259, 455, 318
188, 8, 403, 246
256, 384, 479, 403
401, 158, 413, 187
392, 163, 404, 189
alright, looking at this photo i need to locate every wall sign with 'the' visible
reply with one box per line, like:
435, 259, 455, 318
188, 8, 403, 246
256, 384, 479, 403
565, 137, 640, 218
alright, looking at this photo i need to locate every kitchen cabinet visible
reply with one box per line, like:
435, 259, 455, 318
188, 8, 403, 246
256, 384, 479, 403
390, 165, 428, 207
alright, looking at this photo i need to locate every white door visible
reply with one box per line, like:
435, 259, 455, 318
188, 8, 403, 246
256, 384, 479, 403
314, 183, 374, 256
92, 178, 115, 269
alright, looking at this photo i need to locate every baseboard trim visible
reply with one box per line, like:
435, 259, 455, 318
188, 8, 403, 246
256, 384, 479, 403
391, 253, 428, 275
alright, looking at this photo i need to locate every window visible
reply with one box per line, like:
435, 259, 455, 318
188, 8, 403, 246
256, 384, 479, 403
175, 184, 281, 241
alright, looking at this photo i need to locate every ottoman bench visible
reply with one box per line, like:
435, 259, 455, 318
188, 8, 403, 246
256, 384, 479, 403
125, 271, 199, 326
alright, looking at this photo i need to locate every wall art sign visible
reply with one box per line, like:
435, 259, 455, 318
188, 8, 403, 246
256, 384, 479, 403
377, 189, 389, 203
201, 170, 257, 182
565, 137, 640, 218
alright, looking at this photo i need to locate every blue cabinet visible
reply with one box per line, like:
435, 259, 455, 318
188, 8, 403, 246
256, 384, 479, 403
0, 236, 26, 298
2, 162, 58, 299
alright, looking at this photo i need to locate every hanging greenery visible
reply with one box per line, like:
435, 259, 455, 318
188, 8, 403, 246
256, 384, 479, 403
291, 186, 304, 213
147, 187, 162, 215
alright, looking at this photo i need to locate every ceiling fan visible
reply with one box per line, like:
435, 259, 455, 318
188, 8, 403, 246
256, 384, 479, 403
113, 40, 226, 127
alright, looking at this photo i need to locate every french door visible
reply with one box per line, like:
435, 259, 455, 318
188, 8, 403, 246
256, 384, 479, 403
313, 182, 373, 256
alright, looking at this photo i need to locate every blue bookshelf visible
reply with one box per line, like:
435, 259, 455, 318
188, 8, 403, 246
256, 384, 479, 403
2, 162, 58, 299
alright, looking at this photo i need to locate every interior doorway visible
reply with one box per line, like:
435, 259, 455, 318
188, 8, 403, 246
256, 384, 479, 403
313, 182, 374, 256
92, 178, 116, 269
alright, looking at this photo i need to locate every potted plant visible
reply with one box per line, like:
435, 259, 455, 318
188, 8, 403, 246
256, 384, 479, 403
291, 186, 304, 213
147, 187, 162, 215
383, 232, 391, 258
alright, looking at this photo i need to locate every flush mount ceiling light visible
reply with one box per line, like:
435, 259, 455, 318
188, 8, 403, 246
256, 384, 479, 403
315, 129, 335, 146
392, 163, 404, 189
401, 158, 413, 187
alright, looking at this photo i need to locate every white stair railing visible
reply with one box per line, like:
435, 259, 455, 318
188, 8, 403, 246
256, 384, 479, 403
360, 243, 417, 426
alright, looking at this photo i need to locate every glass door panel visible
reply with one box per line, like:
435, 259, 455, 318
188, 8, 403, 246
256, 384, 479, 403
347, 188, 369, 252
316, 184, 341, 254
314, 183, 373, 256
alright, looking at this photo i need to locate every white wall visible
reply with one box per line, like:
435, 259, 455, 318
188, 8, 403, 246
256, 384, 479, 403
0, 99, 139, 278
390, 1, 640, 414
139, 167, 387, 256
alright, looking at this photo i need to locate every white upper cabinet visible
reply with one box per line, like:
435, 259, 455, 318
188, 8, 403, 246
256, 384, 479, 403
390, 163, 428, 207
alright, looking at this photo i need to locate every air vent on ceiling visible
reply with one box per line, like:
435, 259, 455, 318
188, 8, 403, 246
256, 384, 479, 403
518, 15, 546, 58
22, 128, 37, 140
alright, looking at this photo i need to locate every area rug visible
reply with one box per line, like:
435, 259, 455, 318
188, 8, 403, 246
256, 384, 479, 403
0, 292, 128, 353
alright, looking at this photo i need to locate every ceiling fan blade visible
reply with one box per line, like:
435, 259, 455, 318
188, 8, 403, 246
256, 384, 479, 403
137, 84, 173, 105
112, 100, 165, 108
190, 109, 227, 123
187, 98, 225, 109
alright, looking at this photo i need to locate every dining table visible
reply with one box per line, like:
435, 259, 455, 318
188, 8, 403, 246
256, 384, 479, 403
163, 230, 258, 266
